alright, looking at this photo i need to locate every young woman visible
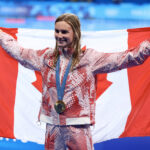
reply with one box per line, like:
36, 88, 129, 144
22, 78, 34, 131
0, 13, 150, 150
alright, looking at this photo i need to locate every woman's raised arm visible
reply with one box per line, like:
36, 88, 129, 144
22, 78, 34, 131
0, 29, 50, 71
87, 40, 150, 74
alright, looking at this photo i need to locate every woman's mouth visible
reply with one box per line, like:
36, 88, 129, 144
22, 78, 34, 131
56, 38, 68, 42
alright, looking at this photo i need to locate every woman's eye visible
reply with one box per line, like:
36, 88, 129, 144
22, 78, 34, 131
55, 29, 59, 33
61, 30, 68, 34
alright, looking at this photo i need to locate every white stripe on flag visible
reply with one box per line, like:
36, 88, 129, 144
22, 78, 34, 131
14, 29, 50, 144
14, 64, 45, 144
93, 69, 131, 143
84, 29, 132, 143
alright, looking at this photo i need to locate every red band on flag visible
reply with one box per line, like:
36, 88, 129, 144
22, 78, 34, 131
120, 27, 150, 137
0, 27, 18, 138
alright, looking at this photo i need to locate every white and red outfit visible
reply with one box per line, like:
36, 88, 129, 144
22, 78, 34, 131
0, 30, 150, 150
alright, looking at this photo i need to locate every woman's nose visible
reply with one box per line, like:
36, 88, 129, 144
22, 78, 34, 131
57, 32, 63, 38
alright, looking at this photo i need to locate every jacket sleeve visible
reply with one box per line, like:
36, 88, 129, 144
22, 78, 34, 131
0, 29, 50, 71
88, 40, 150, 74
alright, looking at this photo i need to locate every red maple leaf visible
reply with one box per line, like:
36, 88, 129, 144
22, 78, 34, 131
96, 74, 112, 100
32, 72, 112, 100
32, 45, 112, 98
32, 71, 42, 93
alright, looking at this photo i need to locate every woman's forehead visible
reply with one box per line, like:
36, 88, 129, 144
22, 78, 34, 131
55, 21, 72, 30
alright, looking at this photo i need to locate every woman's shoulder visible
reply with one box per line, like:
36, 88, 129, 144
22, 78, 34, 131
81, 46, 98, 56
81, 47, 104, 62
38, 47, 54, 55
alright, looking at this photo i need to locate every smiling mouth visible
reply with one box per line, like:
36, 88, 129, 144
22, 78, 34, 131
57, 41, 66, 45
58, 40, 66, 42
56, 38, 68, 42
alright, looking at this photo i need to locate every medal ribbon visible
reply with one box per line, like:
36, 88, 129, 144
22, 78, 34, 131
56, 56, 72, 101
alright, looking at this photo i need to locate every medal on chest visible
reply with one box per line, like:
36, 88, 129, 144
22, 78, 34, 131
55, 56, 72, 114
54, 100, 66, 114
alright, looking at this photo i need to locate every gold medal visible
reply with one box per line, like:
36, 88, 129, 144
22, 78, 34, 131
54, 100, 66, 114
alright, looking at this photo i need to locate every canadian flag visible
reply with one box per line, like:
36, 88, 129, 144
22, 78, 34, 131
0, 27, 150, 145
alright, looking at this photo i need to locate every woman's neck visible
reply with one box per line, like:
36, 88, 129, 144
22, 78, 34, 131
59, 47, 73, 59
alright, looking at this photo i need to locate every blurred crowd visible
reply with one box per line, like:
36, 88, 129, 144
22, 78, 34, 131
0, 0, 149, 4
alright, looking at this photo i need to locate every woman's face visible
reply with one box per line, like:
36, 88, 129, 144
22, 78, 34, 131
55, 21, 74, 49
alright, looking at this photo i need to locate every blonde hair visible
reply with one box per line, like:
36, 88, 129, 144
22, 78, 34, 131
53, 13, 81, 69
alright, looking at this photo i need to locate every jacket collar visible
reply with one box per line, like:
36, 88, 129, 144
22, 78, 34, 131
44, 46, 87, 70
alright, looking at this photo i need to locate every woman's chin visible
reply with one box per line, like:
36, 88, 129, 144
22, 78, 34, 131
58, 45, 65, 48
57, 44, 69, 49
